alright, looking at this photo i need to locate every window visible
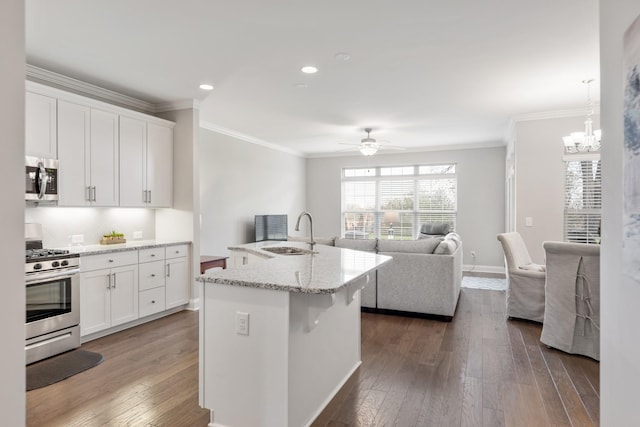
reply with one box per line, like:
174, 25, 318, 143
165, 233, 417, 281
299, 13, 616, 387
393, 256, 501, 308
564, 156, 601, 244
342, 164, 457, 239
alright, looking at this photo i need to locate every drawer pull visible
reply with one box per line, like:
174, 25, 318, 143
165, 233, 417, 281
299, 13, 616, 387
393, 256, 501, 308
151, 300, 156, 304
108, 259, 114, 263
150, 254, 155, 257
151, 274, 156, 277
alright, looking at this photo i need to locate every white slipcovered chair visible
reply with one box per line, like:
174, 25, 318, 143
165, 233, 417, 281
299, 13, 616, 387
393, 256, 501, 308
541, 241, 600, 361
497, 232, 546, 322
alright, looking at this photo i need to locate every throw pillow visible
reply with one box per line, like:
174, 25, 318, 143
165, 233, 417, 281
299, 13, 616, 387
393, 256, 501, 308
434, 239, 456, 255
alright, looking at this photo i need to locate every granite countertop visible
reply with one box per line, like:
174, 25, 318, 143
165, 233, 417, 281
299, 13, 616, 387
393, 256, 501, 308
196, 241, 392, 294
62, 239, 191, 256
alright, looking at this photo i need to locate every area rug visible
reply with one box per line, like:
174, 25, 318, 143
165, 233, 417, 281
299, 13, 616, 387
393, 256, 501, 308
462, 275, 507, 291
26, 349, 104, 391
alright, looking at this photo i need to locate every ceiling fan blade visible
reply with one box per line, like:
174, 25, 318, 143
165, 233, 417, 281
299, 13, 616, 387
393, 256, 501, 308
378, 145, 405, 151
338, 142, 361, 146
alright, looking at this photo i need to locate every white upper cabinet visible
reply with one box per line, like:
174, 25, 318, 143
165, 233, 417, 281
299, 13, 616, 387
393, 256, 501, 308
26, 82, 174, 208
146, 123, 173, 208
119, 116, 173, 208
25, 91, 57, 158
57, 101, 119, 206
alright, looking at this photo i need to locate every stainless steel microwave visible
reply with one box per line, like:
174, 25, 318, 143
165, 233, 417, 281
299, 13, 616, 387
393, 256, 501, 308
25, 156, 59, 201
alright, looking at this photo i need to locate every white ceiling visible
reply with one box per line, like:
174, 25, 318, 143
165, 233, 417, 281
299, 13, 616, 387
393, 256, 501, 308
25, 0, 600, 156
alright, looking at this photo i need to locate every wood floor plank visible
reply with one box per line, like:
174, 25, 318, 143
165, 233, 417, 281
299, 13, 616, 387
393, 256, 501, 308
27, 287, 600, 427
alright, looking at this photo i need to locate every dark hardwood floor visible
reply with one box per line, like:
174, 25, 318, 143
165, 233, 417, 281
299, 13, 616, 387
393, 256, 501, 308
27, 287, 599, 427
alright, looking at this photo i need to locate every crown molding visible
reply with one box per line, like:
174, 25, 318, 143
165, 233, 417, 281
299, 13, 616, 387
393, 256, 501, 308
512, 104, 601, 122
26, 64, 156, 113
200, 121, 304, 157
26, 64, 197, 114
155, 99, 200, 112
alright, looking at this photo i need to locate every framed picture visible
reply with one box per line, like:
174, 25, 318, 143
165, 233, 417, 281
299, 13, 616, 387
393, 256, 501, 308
623, 13, 640, 284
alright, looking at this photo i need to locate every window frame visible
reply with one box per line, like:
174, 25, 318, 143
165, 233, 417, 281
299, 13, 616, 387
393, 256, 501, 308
341, 164, 457, 240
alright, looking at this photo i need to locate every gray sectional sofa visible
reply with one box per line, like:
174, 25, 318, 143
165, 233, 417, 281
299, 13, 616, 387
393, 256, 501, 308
290, 234, 463, 320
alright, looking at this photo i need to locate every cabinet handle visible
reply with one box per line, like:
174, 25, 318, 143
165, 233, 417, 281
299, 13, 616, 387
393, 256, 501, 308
175, 250, 180, 254
86, 186, 91, 202
148, 190, 152, 204
151, 274, 156, 277
166, 264, 171, 278
90, 186, 97, 202
112, 273, 116, 289
151, 300, 156, 304
107, 273, 111, 289
108, 259, 114, 263
150, 254, 155, 257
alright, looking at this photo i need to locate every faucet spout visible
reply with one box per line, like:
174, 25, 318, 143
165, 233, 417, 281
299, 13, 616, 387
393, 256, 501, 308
295, 211, 315, 249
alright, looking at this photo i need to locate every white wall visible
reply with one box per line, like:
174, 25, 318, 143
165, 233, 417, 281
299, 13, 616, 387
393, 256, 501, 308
600, 1, 640, 425
0, 0, 25, 424
306, 146, 506, 270
514, 115, 600, 263
199, 129, 307, 256
25, 206, 155, 247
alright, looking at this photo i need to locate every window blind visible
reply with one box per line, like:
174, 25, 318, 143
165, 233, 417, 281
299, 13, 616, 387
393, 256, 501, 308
342, 164, 457, 239
564, 158, 601, 244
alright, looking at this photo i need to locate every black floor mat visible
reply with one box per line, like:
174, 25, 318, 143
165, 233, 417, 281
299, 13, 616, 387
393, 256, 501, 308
26, 349, 104, 391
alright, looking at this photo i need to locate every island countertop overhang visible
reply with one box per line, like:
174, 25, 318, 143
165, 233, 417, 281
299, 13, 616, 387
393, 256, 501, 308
196, 241, 391, 294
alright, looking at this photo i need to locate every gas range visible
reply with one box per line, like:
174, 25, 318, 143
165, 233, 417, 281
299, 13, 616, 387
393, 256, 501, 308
25, 249, 79, 274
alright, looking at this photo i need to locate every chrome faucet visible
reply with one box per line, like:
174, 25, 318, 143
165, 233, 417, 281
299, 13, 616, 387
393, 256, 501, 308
295, 211, 316, 249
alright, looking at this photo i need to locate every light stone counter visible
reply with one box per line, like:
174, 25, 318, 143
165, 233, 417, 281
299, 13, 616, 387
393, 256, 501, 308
196, 240, 391, 294
61, 239, 191, 256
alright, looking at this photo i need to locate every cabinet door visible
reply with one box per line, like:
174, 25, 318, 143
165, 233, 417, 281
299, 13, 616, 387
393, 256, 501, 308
25, 91, 57, 158
80, 269, 111, 336
57, 100, 90, 206
110, 264, 139, 327
90, 109, 119, 206
165, 257, 189, 309
146, 123, 173, 207
119, 116, 146, 207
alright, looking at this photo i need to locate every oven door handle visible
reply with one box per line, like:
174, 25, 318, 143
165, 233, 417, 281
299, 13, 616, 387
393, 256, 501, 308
25, 267, 80, 284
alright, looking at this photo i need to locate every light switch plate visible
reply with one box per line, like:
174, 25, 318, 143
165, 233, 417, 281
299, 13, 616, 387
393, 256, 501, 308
133, 231, 143, 239
525, 217, 533, 227
71, 234, 84, 244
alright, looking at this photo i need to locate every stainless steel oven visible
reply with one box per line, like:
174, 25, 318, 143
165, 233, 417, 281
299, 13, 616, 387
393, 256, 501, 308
25, 226, 81, 364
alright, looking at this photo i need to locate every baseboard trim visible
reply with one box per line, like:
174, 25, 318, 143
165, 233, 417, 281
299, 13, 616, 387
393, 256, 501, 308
463, 264, 505, 274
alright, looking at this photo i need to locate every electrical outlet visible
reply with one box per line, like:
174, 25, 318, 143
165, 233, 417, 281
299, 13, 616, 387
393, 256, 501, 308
236, 312, 249, 336
471, 250, 477, 258
70, 234, 84, 244
133, 231, 143, 239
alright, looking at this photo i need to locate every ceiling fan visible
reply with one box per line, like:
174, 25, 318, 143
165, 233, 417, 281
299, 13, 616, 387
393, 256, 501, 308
339, 128, 405, 156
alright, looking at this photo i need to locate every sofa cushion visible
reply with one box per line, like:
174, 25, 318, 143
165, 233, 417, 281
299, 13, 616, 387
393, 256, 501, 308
335, 238, 377, 252
378, 237, 442, 254
434, 239, 457, 255
419, 222, 450, 236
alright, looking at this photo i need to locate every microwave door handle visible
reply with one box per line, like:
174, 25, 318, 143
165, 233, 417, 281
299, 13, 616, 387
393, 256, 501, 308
37, 161, 48, 200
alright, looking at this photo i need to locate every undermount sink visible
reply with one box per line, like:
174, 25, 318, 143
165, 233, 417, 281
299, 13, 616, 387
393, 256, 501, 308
262, 246, 317, 255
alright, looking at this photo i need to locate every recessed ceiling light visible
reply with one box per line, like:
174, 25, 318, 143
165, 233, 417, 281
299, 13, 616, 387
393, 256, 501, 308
301, 66, 318, 74
334, 52, 351, 61
199, 84, 214, 91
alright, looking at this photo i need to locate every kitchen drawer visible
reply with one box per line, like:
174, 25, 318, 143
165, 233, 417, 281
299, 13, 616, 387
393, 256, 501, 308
139, 287, 165, 318
139, 260, 165, 291
166, 244, 189, 259
139, 247, 165, 263
80, 250, 138, 272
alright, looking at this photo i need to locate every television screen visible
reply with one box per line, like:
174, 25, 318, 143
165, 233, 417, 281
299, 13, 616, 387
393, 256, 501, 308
254, 214, 288, 242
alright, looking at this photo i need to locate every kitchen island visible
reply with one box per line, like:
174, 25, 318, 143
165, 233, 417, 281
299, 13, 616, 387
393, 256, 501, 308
197, 241, 391, 427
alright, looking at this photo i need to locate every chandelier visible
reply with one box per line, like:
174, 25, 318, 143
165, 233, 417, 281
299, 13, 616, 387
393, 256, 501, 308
562, 79, 601, 153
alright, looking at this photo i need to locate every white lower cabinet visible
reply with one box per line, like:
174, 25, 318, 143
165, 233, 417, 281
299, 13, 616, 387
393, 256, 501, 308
80, 259, 139, 336
80, 244, 190, 338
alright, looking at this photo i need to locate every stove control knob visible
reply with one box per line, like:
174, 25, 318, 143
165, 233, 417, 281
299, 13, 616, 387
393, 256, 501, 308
61, 260, 69, 267
33, 263, 42, 270
52, 261, 60, 267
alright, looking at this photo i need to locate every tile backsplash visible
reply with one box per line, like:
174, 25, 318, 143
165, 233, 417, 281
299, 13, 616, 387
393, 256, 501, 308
25, 206, 156, 247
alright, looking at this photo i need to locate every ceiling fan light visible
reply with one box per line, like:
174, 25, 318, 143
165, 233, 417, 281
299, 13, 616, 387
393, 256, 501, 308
360, 145, 378, 156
